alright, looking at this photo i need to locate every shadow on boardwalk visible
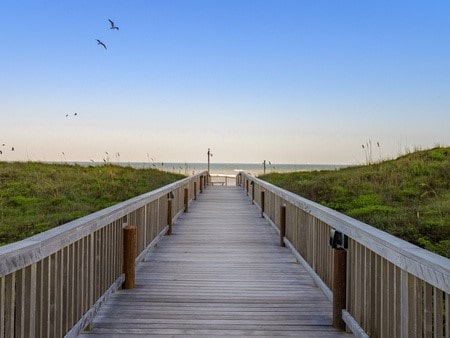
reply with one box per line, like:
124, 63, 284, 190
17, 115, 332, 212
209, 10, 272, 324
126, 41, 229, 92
78, 186, 352, 337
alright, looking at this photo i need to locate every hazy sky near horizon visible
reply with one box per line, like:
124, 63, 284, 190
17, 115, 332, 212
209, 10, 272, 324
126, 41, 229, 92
1, 1, 449, 165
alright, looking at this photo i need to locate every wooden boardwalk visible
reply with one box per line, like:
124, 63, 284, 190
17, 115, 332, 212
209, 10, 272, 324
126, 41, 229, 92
78, 186, 351, 337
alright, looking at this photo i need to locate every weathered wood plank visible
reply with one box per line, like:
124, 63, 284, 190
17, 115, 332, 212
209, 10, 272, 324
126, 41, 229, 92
78, 186, 351, 337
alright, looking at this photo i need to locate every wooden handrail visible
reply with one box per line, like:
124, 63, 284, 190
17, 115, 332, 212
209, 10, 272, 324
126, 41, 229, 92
0, 171, 208, 338
238, 171, 450, 337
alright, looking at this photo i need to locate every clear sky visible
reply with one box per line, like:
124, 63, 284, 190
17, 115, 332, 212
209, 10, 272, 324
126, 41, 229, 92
1, 1, 449, 164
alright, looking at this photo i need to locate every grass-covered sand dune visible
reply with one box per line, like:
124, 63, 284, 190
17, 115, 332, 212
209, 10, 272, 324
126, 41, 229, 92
260, 147, 450, 258
1, 148, 449, 258
0, 162, 185, 245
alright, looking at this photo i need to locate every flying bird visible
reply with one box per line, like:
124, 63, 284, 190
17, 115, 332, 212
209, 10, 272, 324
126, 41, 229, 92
108, 19, 119, 30
96, 39, 107, 49
74, 113, 77, 116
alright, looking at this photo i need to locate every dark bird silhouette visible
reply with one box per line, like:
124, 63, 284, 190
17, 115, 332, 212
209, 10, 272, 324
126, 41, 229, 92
108, 19, 119, 30
74, 113, 77, 116
0, 150, 2, 154
11, 147, 14, 151
96, 39, 107, 49
65, 114, 69, 117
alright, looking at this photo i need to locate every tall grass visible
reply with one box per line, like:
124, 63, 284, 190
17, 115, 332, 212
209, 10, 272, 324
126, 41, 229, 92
0, 162, 185, 245
259, 147, 450, 258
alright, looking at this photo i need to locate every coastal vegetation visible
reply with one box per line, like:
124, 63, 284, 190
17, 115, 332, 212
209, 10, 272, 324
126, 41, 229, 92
259, 147, 450, 258
0, 162, 185, 245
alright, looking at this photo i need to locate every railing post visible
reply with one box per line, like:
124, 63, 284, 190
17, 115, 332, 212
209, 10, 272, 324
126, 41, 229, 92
123, 225, 137, 289
251, 181, 255, 204
167, 199, 173, 235
332, 248, 347, 330
184, 188, 189, 212
194, 181, 197, 200
200, 176, 203, 193
261, 191, 265, 218
280, 205, 286, 247
246, 180, 249, 195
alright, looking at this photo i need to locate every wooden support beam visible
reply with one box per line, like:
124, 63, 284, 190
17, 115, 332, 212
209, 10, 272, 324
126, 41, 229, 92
184, 188, 189, 213
167, 200, 173, 235
280, 205, 286, 247
261, 190, 265, 218
251, 182, 255, 204
332, 248, 347, 330
122, 225, 137, 289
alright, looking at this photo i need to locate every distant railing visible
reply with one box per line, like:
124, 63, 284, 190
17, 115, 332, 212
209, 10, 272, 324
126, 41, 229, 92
209, 174, 236, 186
238, 172, 450, 338
0, 171, 208, 338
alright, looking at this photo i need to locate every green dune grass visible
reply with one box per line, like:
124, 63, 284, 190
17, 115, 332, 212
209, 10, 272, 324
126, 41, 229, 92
0, 162, 185, 245
259, 147, 450, 258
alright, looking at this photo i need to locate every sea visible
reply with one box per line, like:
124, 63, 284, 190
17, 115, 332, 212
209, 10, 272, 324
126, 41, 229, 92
73, 161, 349, 177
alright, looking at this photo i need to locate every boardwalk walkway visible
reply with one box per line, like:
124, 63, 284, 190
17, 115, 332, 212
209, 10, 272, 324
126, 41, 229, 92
78, 186, 351, 337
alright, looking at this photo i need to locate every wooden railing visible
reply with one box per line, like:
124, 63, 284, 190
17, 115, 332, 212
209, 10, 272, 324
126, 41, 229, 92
0, 172, 208, 338
238, 172, 450, 338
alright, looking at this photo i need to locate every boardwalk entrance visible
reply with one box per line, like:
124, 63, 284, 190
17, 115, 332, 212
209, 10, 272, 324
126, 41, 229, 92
78, 186, 350, 337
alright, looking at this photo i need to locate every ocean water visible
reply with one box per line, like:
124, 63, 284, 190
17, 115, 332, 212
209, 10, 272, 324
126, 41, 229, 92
76, 162, 348, 177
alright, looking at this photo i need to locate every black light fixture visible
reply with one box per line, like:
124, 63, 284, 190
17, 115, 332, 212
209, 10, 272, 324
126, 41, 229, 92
329, 229, 348, 250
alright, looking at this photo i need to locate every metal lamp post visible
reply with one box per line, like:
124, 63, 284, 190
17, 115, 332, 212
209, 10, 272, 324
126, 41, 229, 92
207, 148, 213, 174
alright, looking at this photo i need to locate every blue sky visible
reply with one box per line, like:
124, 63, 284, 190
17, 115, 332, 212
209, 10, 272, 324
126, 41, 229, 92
1, 1, 449, 164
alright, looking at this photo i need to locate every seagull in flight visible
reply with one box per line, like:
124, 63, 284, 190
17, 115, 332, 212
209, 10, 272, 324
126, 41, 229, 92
96, 39, 107, 49
108, 19, 119, 30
